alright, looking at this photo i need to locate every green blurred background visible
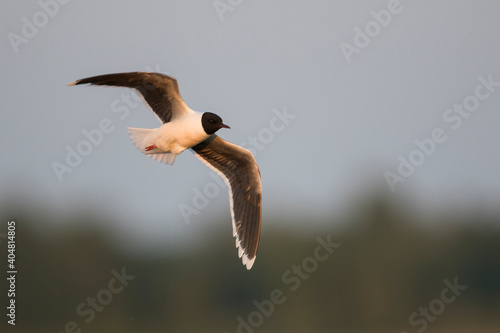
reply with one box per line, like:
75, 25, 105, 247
2, 191, 499, 332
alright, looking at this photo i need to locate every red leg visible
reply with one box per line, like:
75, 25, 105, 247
145, 145, 156, 151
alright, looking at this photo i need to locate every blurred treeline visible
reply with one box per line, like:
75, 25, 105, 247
1, 195, 500, 333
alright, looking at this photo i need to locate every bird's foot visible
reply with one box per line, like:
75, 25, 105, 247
145, 145, 156, 151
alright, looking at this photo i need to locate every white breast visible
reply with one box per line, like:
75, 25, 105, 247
156, 111, 208, 154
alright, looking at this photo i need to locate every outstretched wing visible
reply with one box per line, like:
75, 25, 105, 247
68, 72, 191, 123
191, 135, 262, 269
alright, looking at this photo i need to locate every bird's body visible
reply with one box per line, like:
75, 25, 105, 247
147, 112, 207, 154
129, 111, 208, 164
68, 71, 261, 269
156, 112, 206, 152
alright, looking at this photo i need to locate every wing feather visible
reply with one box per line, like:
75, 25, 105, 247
69, 72, 190, 123
191, 135, 262, 269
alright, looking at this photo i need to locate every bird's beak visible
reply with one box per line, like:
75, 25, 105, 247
221, 124, 231, 129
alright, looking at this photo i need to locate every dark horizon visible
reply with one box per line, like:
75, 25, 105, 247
2, 192, 500, 332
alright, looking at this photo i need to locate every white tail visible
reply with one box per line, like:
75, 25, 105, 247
147, 152, 177, 165
128, 127, 155, 150
127, 127, 177, 165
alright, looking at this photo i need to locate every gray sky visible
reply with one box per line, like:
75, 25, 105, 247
1, 0, 500, 250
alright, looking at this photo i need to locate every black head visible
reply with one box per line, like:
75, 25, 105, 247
201, 112, 230, 135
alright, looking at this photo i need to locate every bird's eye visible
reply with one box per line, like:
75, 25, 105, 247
210, 119, 215, 124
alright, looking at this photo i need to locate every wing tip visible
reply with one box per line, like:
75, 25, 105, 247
67, 80, 78, 87
237, 238, 256, 270
244, 256, 256, 270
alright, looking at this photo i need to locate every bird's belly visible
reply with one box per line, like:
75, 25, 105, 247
155, 123, 208, 154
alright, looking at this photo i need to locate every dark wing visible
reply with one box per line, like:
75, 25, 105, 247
68, 72, 190, 123
191, 135, 262, 269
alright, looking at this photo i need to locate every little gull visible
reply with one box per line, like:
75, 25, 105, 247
68, 72, 261, 270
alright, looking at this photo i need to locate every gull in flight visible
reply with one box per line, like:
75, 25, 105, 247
68, 72, 262, 269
